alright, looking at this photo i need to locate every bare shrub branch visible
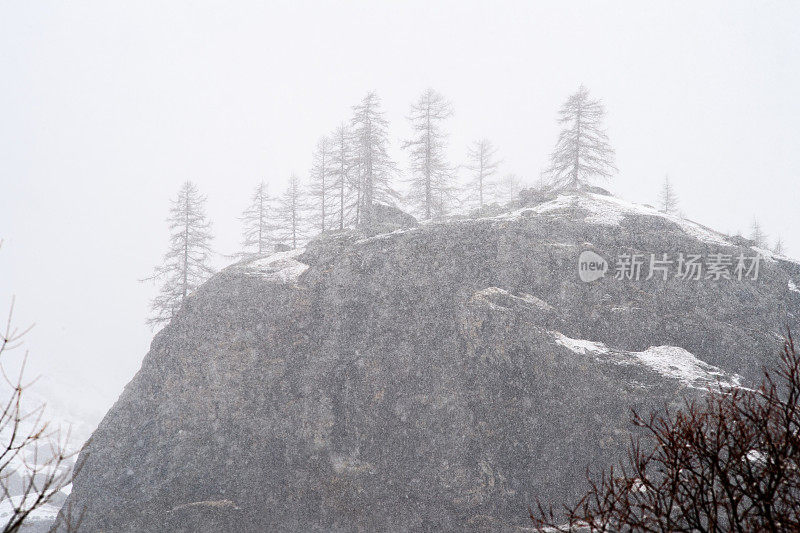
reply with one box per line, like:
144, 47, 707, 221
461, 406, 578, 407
0, 302, 84, 532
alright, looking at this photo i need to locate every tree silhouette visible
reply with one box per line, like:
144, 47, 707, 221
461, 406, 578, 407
544, 85, 617, 190
403, 88, 456, 219
147, 181, 214, 327
276, 174, 307, 249
239, 181, 277, 256
497, 173, 522, 204
309, 136, 334, 233
350, 92, 398, 227
659, 175, 679, 214
466, 139, 500, 213
330, 123, 355, 230
751, 218, 768, 248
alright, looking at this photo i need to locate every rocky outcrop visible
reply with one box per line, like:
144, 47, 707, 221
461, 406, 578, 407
55, 191, 800, 532
371, 202, 419, 230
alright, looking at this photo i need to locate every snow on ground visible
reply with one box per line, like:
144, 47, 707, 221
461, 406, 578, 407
235, 248, 309, 283
551, 331, 739, 388
790, 280, 800, 294
0, 494, 62, 523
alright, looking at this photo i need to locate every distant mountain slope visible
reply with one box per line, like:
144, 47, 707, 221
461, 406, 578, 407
55, 190, 799, 531
0, 373, 108, 532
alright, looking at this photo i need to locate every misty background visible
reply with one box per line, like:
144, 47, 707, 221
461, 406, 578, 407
1, 1, 798, 428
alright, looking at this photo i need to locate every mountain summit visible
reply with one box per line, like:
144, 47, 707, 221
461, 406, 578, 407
55, 190, 800, 531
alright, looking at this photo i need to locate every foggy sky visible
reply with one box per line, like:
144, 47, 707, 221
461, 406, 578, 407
1, 1, 799, 420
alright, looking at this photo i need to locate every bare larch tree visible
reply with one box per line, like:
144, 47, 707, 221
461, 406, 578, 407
751, 218, 768, 248
774, 237, 785, 256
330, 123, 354, 230
659, 175, 679, 214
148, 181, 214, 327
403, 88, 455, 220
466, 139, 500, 213
240, 181, 277, 256
350, 92, 398, 227
544, 85, 617, 190
309, 136, 334, 233
497, 173, 521, 204
276, 174, 306, 249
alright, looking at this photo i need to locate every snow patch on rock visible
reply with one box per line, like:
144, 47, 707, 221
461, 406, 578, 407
632, 345, 736, 388
494, 193, 731, 247
744, 449, 768, 467
355, 227, 416, 245
552, 332, 609, 355
551, 332, 739, 388
237, 248, 309, 284
789, 280, 800, 294
471, 287, 554, 313
750, 246, 778, 263
576, 194, 732, 246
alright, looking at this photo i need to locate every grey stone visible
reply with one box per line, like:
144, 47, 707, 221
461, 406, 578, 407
54, 191, 800, 532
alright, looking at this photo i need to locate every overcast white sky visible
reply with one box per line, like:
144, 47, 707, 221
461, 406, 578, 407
1, 1, 799, 421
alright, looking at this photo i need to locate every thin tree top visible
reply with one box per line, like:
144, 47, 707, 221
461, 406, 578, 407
545, 85, 617, 190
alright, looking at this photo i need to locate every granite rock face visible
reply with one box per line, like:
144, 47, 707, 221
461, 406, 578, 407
55, 192, 800, 532
372, 202, 419, 229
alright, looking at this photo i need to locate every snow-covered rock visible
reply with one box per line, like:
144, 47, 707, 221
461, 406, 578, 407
552, 332, 740, 389
552, 331, 609, 356
57, 190, 799, 532
496, 192, 733, 247
233, 248, 309, 284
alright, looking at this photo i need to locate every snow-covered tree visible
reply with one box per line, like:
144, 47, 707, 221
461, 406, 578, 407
350, 92, 398, 227
774, 236, 785, 256
466, 139, 500, 212
148, 181, 214, 326
544, 85, 617, 190
309, 136, 334, 233
403, 88, 456, 219
659, 175, 679, 214
330, 123, 354, 230
750, 218, 768, 248
240, 181, 277, 256
276, 174, 306, 249
497, 173, 521, 204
